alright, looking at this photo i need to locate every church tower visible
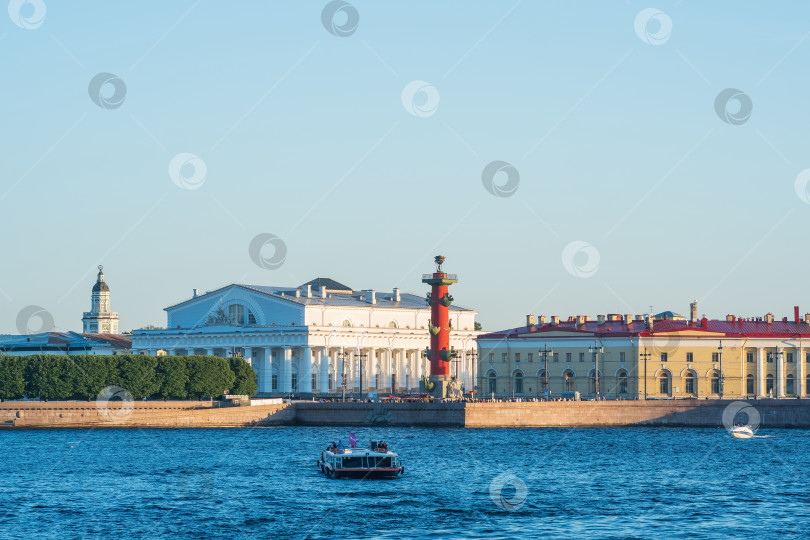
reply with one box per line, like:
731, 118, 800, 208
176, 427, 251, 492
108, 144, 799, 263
82, 265, 119, 334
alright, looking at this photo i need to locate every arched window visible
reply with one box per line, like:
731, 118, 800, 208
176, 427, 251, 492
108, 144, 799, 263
710, 371, 721, 395
538, 370, 548, 395
746, 374, 755, 395
487, 370, 497, 395
684, 371, 697, 396
766, 374, 775, 396
387, 321, 398, 329
514, 371, 524, 394
616, 370, 628, 395
786, 374, 795, 396
658, 370, 672, 397
563, 370, 575, 393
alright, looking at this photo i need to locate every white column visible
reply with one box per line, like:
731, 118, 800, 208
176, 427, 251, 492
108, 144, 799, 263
757, 347, 765, 397
777, 348, 784, 398
319, 348, 330, 394
799, 347, 806, 398
385, 349, 393, 391
367, 348, 376, 391
302, 345, 312, 393
256, 348, 268, 393
206, 347, 214, 356
282, 346, 292, 392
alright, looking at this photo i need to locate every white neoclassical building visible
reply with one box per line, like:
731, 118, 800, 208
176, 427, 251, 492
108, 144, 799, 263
131, 278, 479, 396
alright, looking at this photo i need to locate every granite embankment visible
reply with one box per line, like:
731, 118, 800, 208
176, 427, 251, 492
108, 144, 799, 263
2, 399, 809, 428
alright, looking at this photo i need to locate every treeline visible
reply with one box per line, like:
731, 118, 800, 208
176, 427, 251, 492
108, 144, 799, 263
0, 355, 257, 401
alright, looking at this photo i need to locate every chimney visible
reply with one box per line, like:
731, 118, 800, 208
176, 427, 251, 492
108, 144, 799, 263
526, 314, 535, 326
795, 306, 800, 323
539, 315, 546, 325
701, 317, 708, 329
305, 284, 312, 298
634, 315, 643, 321
726, 314, 734, 322
577, 315, 586, 325
364, 290, 376, 304
551, 315, 560, 325
393, 287, 401, 302
192, 288, 198, 298
644, 314, 652, 328
805, 313, 810, 324
597, 315, 606, 324
690, 300, 697, 323
295, 289, 300, 298
624, 314, 632, 325
765, 313, 774, 324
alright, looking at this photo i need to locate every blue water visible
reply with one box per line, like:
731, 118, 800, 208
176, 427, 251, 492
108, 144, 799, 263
1, 427, 808, 539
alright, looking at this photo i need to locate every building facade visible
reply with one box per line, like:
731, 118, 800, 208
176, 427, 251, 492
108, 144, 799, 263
131, 278, 479, 395
477, 307, 810, 400
81, 266, 119, 334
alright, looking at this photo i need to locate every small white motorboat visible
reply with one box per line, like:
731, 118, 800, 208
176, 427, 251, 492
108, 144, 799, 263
731, 425, 755, 439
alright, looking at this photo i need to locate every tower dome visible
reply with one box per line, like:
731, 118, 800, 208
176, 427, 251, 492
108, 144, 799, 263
92, 267, 110, 292
82, 265, 119, 334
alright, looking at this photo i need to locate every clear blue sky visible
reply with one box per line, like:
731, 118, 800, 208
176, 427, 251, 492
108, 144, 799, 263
2, 1, 809, 333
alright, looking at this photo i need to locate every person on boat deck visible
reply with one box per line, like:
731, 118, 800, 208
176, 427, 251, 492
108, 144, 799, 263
329, 441, 337, 450
337, 440, 344, 451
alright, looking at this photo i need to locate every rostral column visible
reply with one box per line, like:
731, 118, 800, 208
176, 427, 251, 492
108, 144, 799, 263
421, 255, 458, 397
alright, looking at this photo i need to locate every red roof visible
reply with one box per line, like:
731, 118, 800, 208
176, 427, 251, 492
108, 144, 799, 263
479, 318, 810, 340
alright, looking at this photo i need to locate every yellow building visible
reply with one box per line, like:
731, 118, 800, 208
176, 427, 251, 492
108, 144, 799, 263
476, 307, 810, 400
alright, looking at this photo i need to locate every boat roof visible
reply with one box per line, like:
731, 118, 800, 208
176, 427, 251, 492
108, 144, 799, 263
325, 447, 396, 457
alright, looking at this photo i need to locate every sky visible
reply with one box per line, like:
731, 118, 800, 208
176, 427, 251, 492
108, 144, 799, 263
1, 1, 810, 334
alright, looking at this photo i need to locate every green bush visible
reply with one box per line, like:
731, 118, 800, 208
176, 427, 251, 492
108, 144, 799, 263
186, 356, 235, 399
228, 357, 258, 397
0, 356, 26, 400
156, 356, 188, 399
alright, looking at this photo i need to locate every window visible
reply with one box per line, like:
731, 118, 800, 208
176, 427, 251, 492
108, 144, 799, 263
807, 352, 810, 363
553, 353, 559, 363
712, 352, 719, 362
487, 371, 497, 395
405, 374, 409, 389
228, 304, 245, 325
579, 352, 585, 362
684, 372, 696, 396
329, 373, 334, 390
711, 372, 720, 395
746, 352, 754, 363
787, 353, 794, 364
527, 353, 533, 363
767, 352, 774, 363
502, 353, 507, 363
617, 370, 628, 394
514, 372, 523, 394
291, 373, 297, 391
619, 352, 625, 363
591, 353, 597, 363
272, 374, 278, 391
566, 353, 572, 363
661, 352, 668, 362
564, 371, 575, 392
659, 372, 671, 396
247, 311, 256, 325
806, 375, 810, 395
515, 353, 520, 363
539, 370, 548, 393
686, 352, 693, 363
766, 375, 774, 395
312, 373, 317, 391
375, 374, 379, 388
787, 374, 795, 395
489, 353, 494, 363
746, 375, 755, 395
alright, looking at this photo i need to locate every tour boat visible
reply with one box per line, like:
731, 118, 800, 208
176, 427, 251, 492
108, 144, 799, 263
731, 425, 755, 439
318, 441, 404, 479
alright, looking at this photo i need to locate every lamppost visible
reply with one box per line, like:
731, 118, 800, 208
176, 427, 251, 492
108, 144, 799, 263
539, 344, 554, 400
337, 348, 349, 402
639, 346, 651, 400
356, 349, 368, 401
469, 348, 478, 398
717, 340, 724, 399
589, 343, 604, 399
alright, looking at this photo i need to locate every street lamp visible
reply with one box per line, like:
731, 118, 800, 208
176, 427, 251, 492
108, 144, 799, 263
639, 346, 651, 400
589, 343, 604, 399
337, 348, 349, 402
717, 340, 724, 399
539, 344, 554, 400
356, 348, 368, 401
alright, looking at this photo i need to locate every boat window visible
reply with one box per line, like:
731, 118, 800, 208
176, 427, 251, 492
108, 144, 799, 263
342, 457, 362, 468
377, 457, 392, 468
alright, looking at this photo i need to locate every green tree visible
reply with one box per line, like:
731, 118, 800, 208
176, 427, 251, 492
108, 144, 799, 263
115, 355, 159, 399
186, 356, 235, 399
0, 356, 26, 400
474, 322, 482, 331
156, 356, 189, 399
26, 355, 76, 400
72, 355, 110, 400
228, 357, 257, 397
